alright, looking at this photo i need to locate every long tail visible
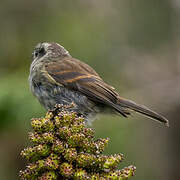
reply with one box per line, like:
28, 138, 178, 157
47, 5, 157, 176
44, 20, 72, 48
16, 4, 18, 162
117, 97, 169, 127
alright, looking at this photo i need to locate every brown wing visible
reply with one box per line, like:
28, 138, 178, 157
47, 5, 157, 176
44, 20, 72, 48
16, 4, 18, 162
44, 57, 169, 126
45, 57, 127, 116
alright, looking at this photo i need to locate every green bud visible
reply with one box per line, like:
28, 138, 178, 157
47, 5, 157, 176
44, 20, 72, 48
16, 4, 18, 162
64, 148, 77, 162
103, 154, 123, 170
67, 133, 86, 147
39, 171, 57, 180
74, 169, 87, 179
52, 140, 64, 154
44, 153, 59, 170
21, 144, 50, 161
59, 162, 73, 177
76, 153, 96, 168
31, 117, 54, 133
29, 132, 54, 144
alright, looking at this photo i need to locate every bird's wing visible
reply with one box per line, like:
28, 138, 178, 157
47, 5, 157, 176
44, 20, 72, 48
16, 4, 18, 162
45, 57, 127, 116
44, 57, 169, 126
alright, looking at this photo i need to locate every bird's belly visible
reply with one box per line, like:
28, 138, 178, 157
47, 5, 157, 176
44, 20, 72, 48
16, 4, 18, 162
32, 83, 100, 120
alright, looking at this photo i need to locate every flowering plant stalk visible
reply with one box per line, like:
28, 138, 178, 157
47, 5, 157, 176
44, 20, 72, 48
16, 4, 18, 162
20, 104, 136, 179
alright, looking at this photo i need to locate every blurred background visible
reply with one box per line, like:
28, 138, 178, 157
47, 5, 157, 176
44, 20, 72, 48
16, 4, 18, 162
0, 0, 180, 179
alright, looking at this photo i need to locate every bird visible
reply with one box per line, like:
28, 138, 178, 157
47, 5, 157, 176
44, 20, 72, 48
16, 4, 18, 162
29, 42, 169, 126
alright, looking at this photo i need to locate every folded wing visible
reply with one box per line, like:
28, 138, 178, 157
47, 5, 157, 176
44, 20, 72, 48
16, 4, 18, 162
45, 57, 128, 116
45, 57, 169, 126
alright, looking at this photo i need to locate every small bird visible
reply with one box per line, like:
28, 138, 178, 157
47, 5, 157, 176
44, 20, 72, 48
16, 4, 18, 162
29, 42, 169, 126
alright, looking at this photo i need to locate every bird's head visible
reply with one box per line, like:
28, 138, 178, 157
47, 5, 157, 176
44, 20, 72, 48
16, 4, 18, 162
32, 42, 71, 62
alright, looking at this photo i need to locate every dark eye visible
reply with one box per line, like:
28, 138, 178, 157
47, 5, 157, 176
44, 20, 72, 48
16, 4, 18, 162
34, 47, 46, 58
34, 51, 39, 57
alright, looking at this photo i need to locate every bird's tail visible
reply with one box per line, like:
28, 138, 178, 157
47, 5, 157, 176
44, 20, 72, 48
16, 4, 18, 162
117, 97, 169, 127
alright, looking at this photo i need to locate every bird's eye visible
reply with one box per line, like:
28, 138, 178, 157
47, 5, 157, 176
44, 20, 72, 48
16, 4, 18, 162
34, 47, 46, 58
34, 51, 39, 57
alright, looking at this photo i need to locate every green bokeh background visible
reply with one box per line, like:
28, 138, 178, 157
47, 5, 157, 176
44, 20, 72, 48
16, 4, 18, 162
0, 0, 180, 179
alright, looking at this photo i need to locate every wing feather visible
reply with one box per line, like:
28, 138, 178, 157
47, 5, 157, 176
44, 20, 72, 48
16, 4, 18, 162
45, 57, 127, 116
44, 57, 168, 126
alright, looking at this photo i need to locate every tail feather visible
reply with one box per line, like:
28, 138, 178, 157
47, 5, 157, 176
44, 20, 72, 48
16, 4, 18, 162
118, 98, 169, 127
